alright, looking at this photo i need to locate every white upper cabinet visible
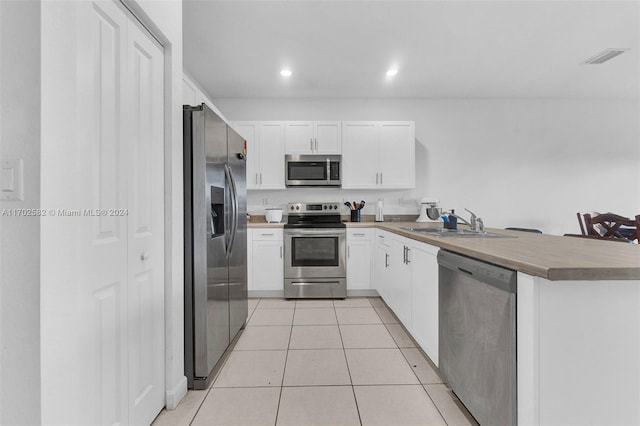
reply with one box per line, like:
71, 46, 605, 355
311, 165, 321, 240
342, 121, 415, 189
285, 121, 342, 155
234, 122, 285, 190
378, 122, 415, 188
342, 122, 379, 188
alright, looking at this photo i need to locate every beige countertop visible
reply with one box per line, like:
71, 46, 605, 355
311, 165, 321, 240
378, 222, 640, 281
249, 219, 639, 281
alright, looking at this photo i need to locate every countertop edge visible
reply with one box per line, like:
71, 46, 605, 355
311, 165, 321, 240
248, 221, 640, 281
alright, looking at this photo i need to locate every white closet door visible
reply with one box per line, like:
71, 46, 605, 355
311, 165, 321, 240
125, 17, 165, 426
87, 2, 129, 424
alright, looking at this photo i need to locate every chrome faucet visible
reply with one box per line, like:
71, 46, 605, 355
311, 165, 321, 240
449, 208, 483, 232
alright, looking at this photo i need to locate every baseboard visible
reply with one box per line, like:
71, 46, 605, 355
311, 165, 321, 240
165, 375, 188, 410
248, 289, 379, 298
248, 290, 284, 298
347, 289, 380, 297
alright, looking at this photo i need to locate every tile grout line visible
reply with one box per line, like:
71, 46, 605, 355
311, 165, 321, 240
273, 299, 295, 425
334, 300, 364, 426
187, 298, 264, 425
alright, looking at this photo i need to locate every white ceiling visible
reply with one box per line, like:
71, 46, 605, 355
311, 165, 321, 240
183, 1, 639, 99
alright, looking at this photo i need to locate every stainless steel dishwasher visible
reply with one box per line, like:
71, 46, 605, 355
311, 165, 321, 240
438, 250, 517, 426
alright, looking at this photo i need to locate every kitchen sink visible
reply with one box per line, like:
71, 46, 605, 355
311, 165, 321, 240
400, 227, 516, 238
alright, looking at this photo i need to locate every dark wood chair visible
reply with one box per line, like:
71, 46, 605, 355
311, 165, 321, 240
583, 213, 640, 243
576, 212, 588, 235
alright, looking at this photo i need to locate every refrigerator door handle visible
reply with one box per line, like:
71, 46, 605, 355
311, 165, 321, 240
210, 210, 215, 239
225, 164, 239, 258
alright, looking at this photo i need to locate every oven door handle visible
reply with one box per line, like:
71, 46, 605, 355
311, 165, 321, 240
285, 229, 345, 237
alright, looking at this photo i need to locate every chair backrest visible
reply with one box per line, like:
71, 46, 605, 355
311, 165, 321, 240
583, 213, 640, 242
576, 212, 587, 235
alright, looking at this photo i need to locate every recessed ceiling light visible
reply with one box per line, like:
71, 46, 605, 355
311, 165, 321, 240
583, 48, 630, 64
386, 69, 398, 77
280, 69, 292, 77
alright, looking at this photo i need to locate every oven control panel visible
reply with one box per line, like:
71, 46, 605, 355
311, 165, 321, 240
288, 202, 341, 214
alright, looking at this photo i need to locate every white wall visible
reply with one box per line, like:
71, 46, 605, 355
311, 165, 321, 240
216, 98, 639, 235
0, 1, 41, 424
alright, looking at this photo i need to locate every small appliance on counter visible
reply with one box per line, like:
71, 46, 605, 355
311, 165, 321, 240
416, 197, 442, 223
265, 207, 283, 223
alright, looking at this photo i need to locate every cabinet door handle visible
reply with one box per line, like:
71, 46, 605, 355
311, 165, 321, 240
380, 172, 383, 185
353, 233, 365, 236
315, 138, 318, 152
310, 138, 313, 151
385, 253, 389, 268
406, 247, 411, 264
261, 233, 274, 236
403, 246, 408, 264
376, 172, 379, 185
280, 245, 283, 258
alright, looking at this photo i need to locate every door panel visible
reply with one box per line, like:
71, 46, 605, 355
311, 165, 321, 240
89, 2, 128, 425
126, 16, 165, 426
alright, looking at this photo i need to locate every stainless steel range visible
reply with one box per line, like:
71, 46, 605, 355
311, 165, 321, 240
284, 202, 346, 299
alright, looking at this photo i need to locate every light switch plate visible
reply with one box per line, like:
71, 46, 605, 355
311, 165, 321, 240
0, 159, 24, 201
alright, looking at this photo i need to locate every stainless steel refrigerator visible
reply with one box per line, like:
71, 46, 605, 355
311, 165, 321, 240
184, 104, 248, 390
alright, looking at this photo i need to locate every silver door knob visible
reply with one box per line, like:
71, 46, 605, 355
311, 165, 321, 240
140, 252, 149, 261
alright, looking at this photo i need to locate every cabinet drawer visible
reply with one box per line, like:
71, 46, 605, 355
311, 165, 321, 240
252, 228, 283, 241
375, 230, 392, 246
347, 228, 373, 240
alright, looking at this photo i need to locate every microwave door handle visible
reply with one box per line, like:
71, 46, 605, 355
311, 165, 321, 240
326, 158, 330, 185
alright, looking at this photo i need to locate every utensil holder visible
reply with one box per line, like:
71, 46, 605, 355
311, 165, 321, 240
350, 210, 361, 222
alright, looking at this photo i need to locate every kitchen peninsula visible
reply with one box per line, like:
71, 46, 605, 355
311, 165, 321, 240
248, 220, 640, 425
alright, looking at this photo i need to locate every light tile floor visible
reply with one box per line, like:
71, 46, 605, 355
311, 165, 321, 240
153, 297, 478, 426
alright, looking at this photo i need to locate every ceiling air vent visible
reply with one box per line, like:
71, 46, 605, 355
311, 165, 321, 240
583, 48, 629, 64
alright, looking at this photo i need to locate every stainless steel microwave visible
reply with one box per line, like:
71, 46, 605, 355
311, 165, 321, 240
285, 155, 342, 187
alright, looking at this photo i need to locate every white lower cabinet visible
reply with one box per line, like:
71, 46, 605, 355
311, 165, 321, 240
346, 229, 373, 290
408, 243, 439, 366
390, 235, 413, 327
248, 228, 284, 291
373, 230, 393, 301
378, 231, 440, 366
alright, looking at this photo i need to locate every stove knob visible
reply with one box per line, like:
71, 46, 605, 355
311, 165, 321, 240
296, 205, 300, 210
334, 205, 338, 210
290, 205, 295, 210
323, 205, 327, 210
